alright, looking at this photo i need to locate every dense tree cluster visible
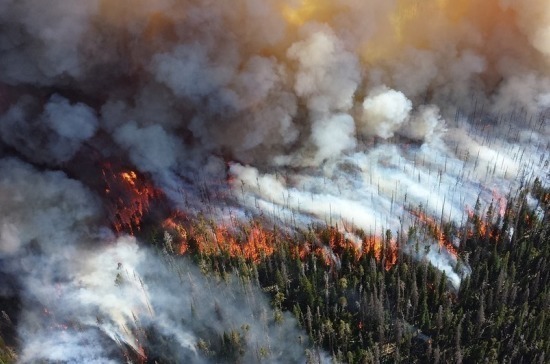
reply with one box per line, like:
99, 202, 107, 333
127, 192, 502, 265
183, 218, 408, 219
183, 180, 549, 363
1, 181, 547, 363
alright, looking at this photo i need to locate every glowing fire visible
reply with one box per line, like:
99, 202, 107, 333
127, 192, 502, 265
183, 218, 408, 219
162, 211, 189, 254
362, 236, 383, 261
362, 235, 398, 271
300, 228, 397, 270
491, 189, 507, 217
165, 216, 399, 270
121, 171, 137, 186
102, 163, 161, 235
100, 162, 469, 274
466, 208, 501, 241
173, 222, 277, 263
409, 209, 459, 258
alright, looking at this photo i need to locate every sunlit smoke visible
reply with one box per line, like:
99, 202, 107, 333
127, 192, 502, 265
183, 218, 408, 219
0, 0, 549, 360
0, 160, 314, 363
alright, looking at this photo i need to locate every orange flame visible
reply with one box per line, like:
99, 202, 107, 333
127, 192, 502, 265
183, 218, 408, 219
385, 240, 398, 271
102, 163, 162, 235
466, 208, 501, 241
361, 235, 398, 271
184, 223, 276, 263
362, 235, 383, 261
162, 211, 189, 254
290, 239, 341, 267
167, 218, 399, 270
409, 209, 458, 258
491, 189, 507, 217
121, 171, 138, 186
99, 162, 405, 271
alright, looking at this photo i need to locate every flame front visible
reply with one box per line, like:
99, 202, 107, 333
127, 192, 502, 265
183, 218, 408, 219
409, 209, 459, 258
102, 163, 161, 235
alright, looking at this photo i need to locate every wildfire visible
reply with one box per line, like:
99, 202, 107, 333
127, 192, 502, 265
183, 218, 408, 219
290, 239, 338, 267
408, 209, 459, 258
384, 241, 398, 271
101, 163, 468, 274
316, 227, 397, 270
178, 223, 277, 263
162, 211, 189, 254
362, 235, 398, 271
466, 207, 501, 242
102, 162, 162, 235
491, 189, 507, 217
362, 236, 383, 261
121, 171, 137, 186
165, 216, 399, 270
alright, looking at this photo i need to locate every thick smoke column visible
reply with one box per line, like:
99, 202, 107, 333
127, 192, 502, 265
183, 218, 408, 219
0, 0, 549, 361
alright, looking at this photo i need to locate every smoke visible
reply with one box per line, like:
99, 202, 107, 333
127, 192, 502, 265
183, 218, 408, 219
0, 159, 314, 363
0, 94, 98, 164
287, 24, 360, 115
359, 86, 413, 139
311, 113, 357, 164
0, 0, 549, 359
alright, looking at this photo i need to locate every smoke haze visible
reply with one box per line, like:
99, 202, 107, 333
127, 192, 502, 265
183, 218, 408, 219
0, 0, 549, 361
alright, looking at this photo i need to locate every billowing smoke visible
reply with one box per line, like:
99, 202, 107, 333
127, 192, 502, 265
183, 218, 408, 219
0, 0, 549, 360
0, 159, 314, 363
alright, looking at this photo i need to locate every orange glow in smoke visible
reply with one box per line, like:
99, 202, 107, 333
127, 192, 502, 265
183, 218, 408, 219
280, 0, 336, 27
491, 189, 507, 217
279, 0, 519, 64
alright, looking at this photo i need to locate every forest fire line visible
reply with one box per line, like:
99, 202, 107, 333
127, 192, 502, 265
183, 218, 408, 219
100, 161, 402, 269
465, 209, 501, 242
324, 228, 398, 270
408, 209, 459, 258
99, 159, 403, 271
194, 224, 276, 263
1, 0, 549, 361
98, 159, 519, 275
168, 220, 399, 271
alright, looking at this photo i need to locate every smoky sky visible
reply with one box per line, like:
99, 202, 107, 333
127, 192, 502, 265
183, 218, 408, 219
0, 0, 549, 361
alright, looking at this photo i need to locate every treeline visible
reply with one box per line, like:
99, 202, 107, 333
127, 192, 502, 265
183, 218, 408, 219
178, 179, 549, 363
4, 180, 545, 363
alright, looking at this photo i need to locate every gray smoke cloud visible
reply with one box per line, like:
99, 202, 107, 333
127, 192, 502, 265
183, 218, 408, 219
0, 94, 98, 164
0, 159, 315, 363
0, 0, 549, 359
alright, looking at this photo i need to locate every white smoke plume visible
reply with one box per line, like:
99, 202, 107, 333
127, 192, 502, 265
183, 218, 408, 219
359, 86, 413, 139
0, 159, 314, 363
1, 0, 549, 359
